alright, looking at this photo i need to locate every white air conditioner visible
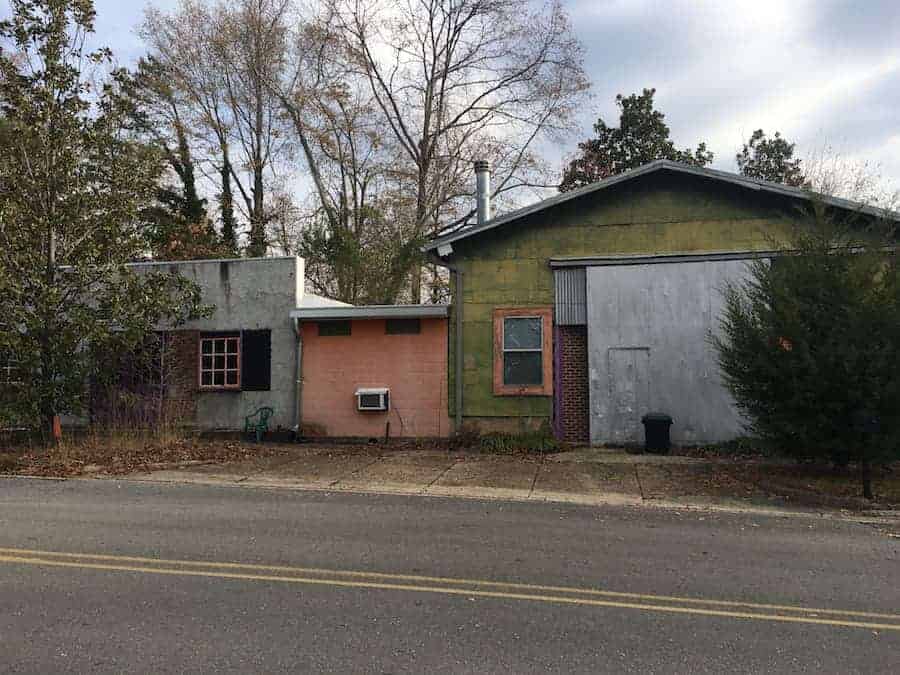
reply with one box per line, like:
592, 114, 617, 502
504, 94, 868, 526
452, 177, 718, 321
356, 387, 390, 412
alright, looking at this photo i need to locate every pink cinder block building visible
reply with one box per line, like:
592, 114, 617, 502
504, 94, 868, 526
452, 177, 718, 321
290, 305, 451, 439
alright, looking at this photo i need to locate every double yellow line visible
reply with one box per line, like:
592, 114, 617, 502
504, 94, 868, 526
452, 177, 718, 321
1, 546, 897, 632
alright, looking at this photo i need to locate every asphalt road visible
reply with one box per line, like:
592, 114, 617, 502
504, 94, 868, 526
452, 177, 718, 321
0, 477, 897, 674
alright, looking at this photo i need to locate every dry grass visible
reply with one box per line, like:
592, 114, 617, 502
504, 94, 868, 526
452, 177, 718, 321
0, 429, 289, 477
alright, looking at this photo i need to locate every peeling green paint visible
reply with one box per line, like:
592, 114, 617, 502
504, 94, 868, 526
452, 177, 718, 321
446, 172, 796, 422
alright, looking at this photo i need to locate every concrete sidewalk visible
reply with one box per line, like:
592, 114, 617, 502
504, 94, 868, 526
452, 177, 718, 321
114, 447, 900, 527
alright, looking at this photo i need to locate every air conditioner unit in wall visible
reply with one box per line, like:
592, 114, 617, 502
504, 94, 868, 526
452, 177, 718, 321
356, 387, 390, 412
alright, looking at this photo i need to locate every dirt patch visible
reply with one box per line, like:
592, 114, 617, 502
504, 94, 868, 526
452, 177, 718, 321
633, 461, 900, 511
635, 464, 766, 501
746, 464, 900, 510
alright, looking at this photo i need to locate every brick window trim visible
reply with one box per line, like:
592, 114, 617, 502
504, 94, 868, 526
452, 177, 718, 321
198, 333, 241, 391
492, 307, 553, 397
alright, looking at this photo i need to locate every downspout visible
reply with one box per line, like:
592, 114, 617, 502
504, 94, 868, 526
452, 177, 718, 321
292, 316, 304, 440
429, 253, 463, 434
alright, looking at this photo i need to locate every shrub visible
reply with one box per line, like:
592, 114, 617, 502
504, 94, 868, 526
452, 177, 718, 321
479, 427, 560, 455
712, 213, 900, 498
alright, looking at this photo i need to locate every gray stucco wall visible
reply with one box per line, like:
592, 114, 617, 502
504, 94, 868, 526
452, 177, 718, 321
585, 258, 756, 445
132, 257, 302, 431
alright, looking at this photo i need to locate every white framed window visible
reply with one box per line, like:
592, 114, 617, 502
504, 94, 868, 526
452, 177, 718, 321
199, 335, 240, 390
502, 317, 544, 386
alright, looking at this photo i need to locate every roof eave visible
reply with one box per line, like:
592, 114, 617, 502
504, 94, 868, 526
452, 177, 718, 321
290, 304, 449, 321
423, 160, 899, 253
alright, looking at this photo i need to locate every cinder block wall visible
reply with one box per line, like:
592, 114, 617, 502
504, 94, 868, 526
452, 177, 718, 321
300, 318, 450, 438
131, 257, 302, 431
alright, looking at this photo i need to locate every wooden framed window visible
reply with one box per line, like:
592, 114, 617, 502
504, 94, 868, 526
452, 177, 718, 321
199, 334, 240, 390
493, 307, 553, 396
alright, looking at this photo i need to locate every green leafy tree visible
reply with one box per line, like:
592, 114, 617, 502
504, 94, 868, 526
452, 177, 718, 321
712, 211, 900, 499
560, 88, 713, 192
737, 129, 806, 187
0, 0, 205, 440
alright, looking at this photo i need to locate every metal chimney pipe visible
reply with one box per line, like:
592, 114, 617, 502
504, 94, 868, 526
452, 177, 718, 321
474, 160, 491, 225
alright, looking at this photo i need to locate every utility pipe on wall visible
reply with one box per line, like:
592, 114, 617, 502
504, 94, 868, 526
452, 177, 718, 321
292, 316, 304, 439
430, 257, 463, 434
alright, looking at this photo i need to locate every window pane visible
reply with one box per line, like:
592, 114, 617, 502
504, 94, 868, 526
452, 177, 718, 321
213, 371, 224, 386
214, 355, 225, 370
214, 340, 225, 353
319, 320, 351, 337
226, 354, 237, 369
227, 338, 239, 354
201, 372, 212, 386
202, 355, 212, 370
202, 340, 212, 354
503, 351, 542, 386
386, 318, 421, 335
226, 371, 238, 386
504, 317, 542, 350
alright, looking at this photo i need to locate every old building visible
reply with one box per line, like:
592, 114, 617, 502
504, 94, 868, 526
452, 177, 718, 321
110, 256, 449, 439
426, 159, 886, 446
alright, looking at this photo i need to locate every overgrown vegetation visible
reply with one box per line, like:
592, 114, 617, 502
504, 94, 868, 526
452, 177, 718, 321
0, 429, 289, 477
451, 423, 560, 455
0, 0, 206, 440
712, 209, 900, 499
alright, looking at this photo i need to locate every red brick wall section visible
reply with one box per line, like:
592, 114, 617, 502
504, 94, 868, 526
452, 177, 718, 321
162, 330, 199, 425
558, 325, 589, 444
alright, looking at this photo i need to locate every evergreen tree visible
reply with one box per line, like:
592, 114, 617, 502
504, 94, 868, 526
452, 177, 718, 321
0, 0, 205, 439
560, 88, 713, 192
737, 129, 805, 187
713, 210, 900, 499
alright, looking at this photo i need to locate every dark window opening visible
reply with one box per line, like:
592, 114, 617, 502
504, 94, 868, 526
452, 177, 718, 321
241, 329, 271, 391
318, 320, 351, 337
386, 318, 421, 335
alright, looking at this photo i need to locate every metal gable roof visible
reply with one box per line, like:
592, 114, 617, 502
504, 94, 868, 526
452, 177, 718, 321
423, 159, 898, 253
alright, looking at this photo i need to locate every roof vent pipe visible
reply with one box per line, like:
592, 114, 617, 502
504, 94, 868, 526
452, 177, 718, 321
474, 160, 491, 225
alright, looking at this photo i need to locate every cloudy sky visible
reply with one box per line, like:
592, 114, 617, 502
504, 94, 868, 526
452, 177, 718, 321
86, 0, 900, 193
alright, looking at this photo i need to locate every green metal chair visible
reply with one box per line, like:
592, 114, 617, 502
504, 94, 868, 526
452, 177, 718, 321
244, 407, 274, 442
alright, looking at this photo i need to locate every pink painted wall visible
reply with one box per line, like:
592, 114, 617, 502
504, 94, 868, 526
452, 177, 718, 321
300, 318, 450, 438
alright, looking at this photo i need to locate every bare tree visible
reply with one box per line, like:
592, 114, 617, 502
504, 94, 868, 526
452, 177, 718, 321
141, 0, 293, 256
331, 0, 590, 299
270, 8, 422, 303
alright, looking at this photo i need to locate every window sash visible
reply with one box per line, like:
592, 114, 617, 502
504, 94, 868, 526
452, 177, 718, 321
502, 316, 543, 351
199, 336, 241, 390
502, 316, 543, 385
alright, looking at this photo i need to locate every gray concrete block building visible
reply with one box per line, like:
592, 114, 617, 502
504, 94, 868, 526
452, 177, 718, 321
129, 256, 345, 432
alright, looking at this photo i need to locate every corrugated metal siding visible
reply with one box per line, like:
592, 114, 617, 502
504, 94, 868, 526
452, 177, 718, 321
554, 267, 586, 325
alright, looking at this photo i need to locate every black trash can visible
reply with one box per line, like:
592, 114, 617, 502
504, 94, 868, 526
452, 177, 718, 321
641, 413, 673, 454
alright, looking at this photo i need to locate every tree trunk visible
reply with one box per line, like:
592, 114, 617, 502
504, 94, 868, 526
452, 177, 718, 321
248, 165, 266, 257
220, 145, 237, 252
861, 455, 874, 500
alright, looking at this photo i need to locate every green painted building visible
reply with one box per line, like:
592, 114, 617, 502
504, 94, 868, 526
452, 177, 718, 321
426, 160, 883, 445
